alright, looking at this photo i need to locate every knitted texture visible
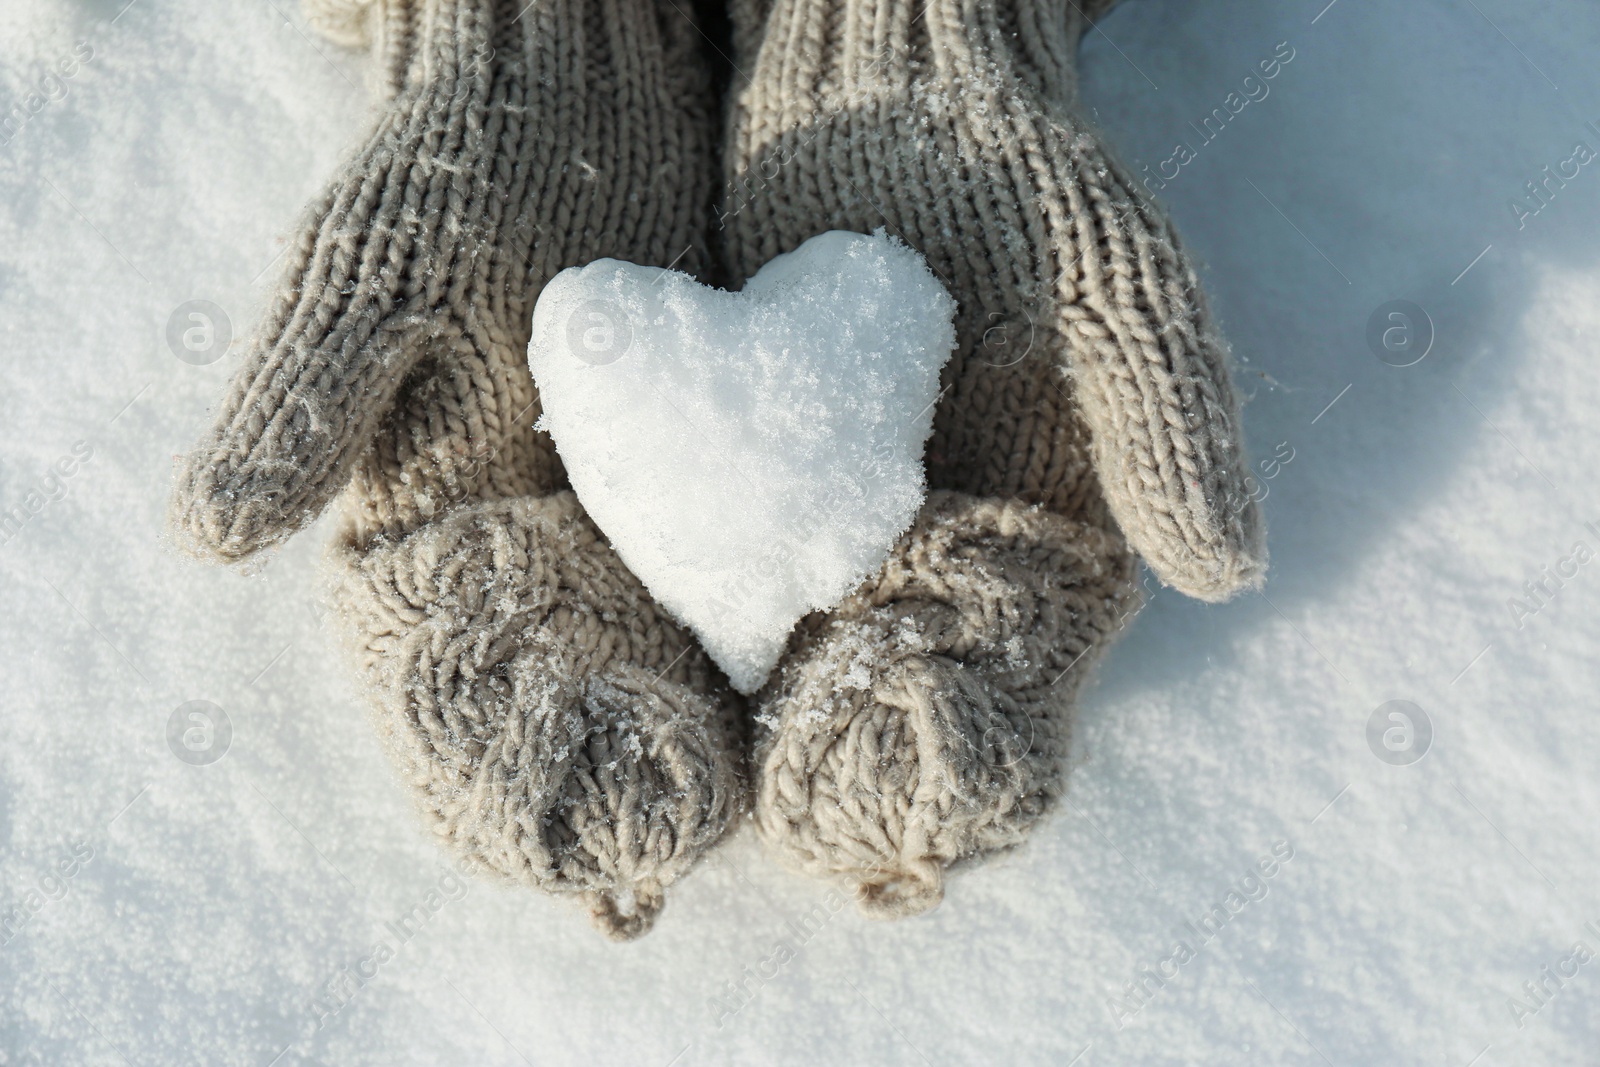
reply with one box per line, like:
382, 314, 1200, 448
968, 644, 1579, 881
331, 493, 742, 939
723, 0, 1267, 914
756, 492, 1137, 916
170, 0, 740, 938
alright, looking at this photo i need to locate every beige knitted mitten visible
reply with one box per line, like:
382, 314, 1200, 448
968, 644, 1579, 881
171, 0, 741, 939
723, 0, 1267, 916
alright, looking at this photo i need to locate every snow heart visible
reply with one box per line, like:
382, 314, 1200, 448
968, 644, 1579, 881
528, 230, 956, 693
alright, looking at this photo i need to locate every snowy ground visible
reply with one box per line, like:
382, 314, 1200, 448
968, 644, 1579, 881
3, 0, 1599, 1064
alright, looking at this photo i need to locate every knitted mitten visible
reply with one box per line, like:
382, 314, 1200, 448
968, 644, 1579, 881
723, 0, 1266, 916
171, 0, 741, 940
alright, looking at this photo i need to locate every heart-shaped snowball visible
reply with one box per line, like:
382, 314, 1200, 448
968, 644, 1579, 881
528, 230, 956, 694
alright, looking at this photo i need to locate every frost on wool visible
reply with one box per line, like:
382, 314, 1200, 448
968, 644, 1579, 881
527, 230, 957, 694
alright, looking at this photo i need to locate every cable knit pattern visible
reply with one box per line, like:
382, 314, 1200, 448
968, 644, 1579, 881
168, 0, 736, 938
725, 0, 1266, 913
331, 494, 742, 939
755, 492, 1137, 916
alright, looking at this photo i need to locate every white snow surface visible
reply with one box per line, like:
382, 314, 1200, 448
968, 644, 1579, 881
528, 230, 955, 694
4, 1, 1600, 1064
